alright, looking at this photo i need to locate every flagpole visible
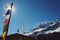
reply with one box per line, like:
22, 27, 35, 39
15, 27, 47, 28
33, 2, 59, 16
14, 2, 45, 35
2, 2, 13, 40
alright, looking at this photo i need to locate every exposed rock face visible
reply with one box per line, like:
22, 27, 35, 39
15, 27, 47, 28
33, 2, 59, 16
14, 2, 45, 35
32, 32, 60, 40
27, 19, 60, 36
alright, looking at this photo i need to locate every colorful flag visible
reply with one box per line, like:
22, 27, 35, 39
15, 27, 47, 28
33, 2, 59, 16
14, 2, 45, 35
4, 10, 11, 25
2, 10, 11, 40
2, 2, 13, 40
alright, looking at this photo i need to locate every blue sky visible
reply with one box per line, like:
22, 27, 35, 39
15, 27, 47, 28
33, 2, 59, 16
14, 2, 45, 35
0, 0, 60, 35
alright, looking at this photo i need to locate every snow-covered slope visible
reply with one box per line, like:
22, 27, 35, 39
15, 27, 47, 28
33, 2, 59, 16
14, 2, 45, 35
24, 28, 46, 36
24, 19, 60, 36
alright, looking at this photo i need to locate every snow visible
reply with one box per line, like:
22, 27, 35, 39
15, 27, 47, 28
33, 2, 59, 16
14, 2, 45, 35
24, 28, 46, 36
50, 22, 56, 26
25, 20, 60, 36
45, 27, 60, 34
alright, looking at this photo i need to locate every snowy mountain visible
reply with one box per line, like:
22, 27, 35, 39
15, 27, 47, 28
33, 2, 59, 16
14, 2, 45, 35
40, 19, 60, 34
24, 19, 60, 36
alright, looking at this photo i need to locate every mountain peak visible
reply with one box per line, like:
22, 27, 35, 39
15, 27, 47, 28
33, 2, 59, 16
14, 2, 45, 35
25, 19, 60, 36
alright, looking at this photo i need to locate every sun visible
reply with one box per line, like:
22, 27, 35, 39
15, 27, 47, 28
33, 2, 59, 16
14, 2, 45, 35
5, 4, 16, 15
6, 5, 14, 12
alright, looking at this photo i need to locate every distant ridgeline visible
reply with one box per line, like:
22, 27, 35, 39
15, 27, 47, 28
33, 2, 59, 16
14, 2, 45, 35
0, 33, 33, 40
0, 32, 60, 40
0, 19, 60, 40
